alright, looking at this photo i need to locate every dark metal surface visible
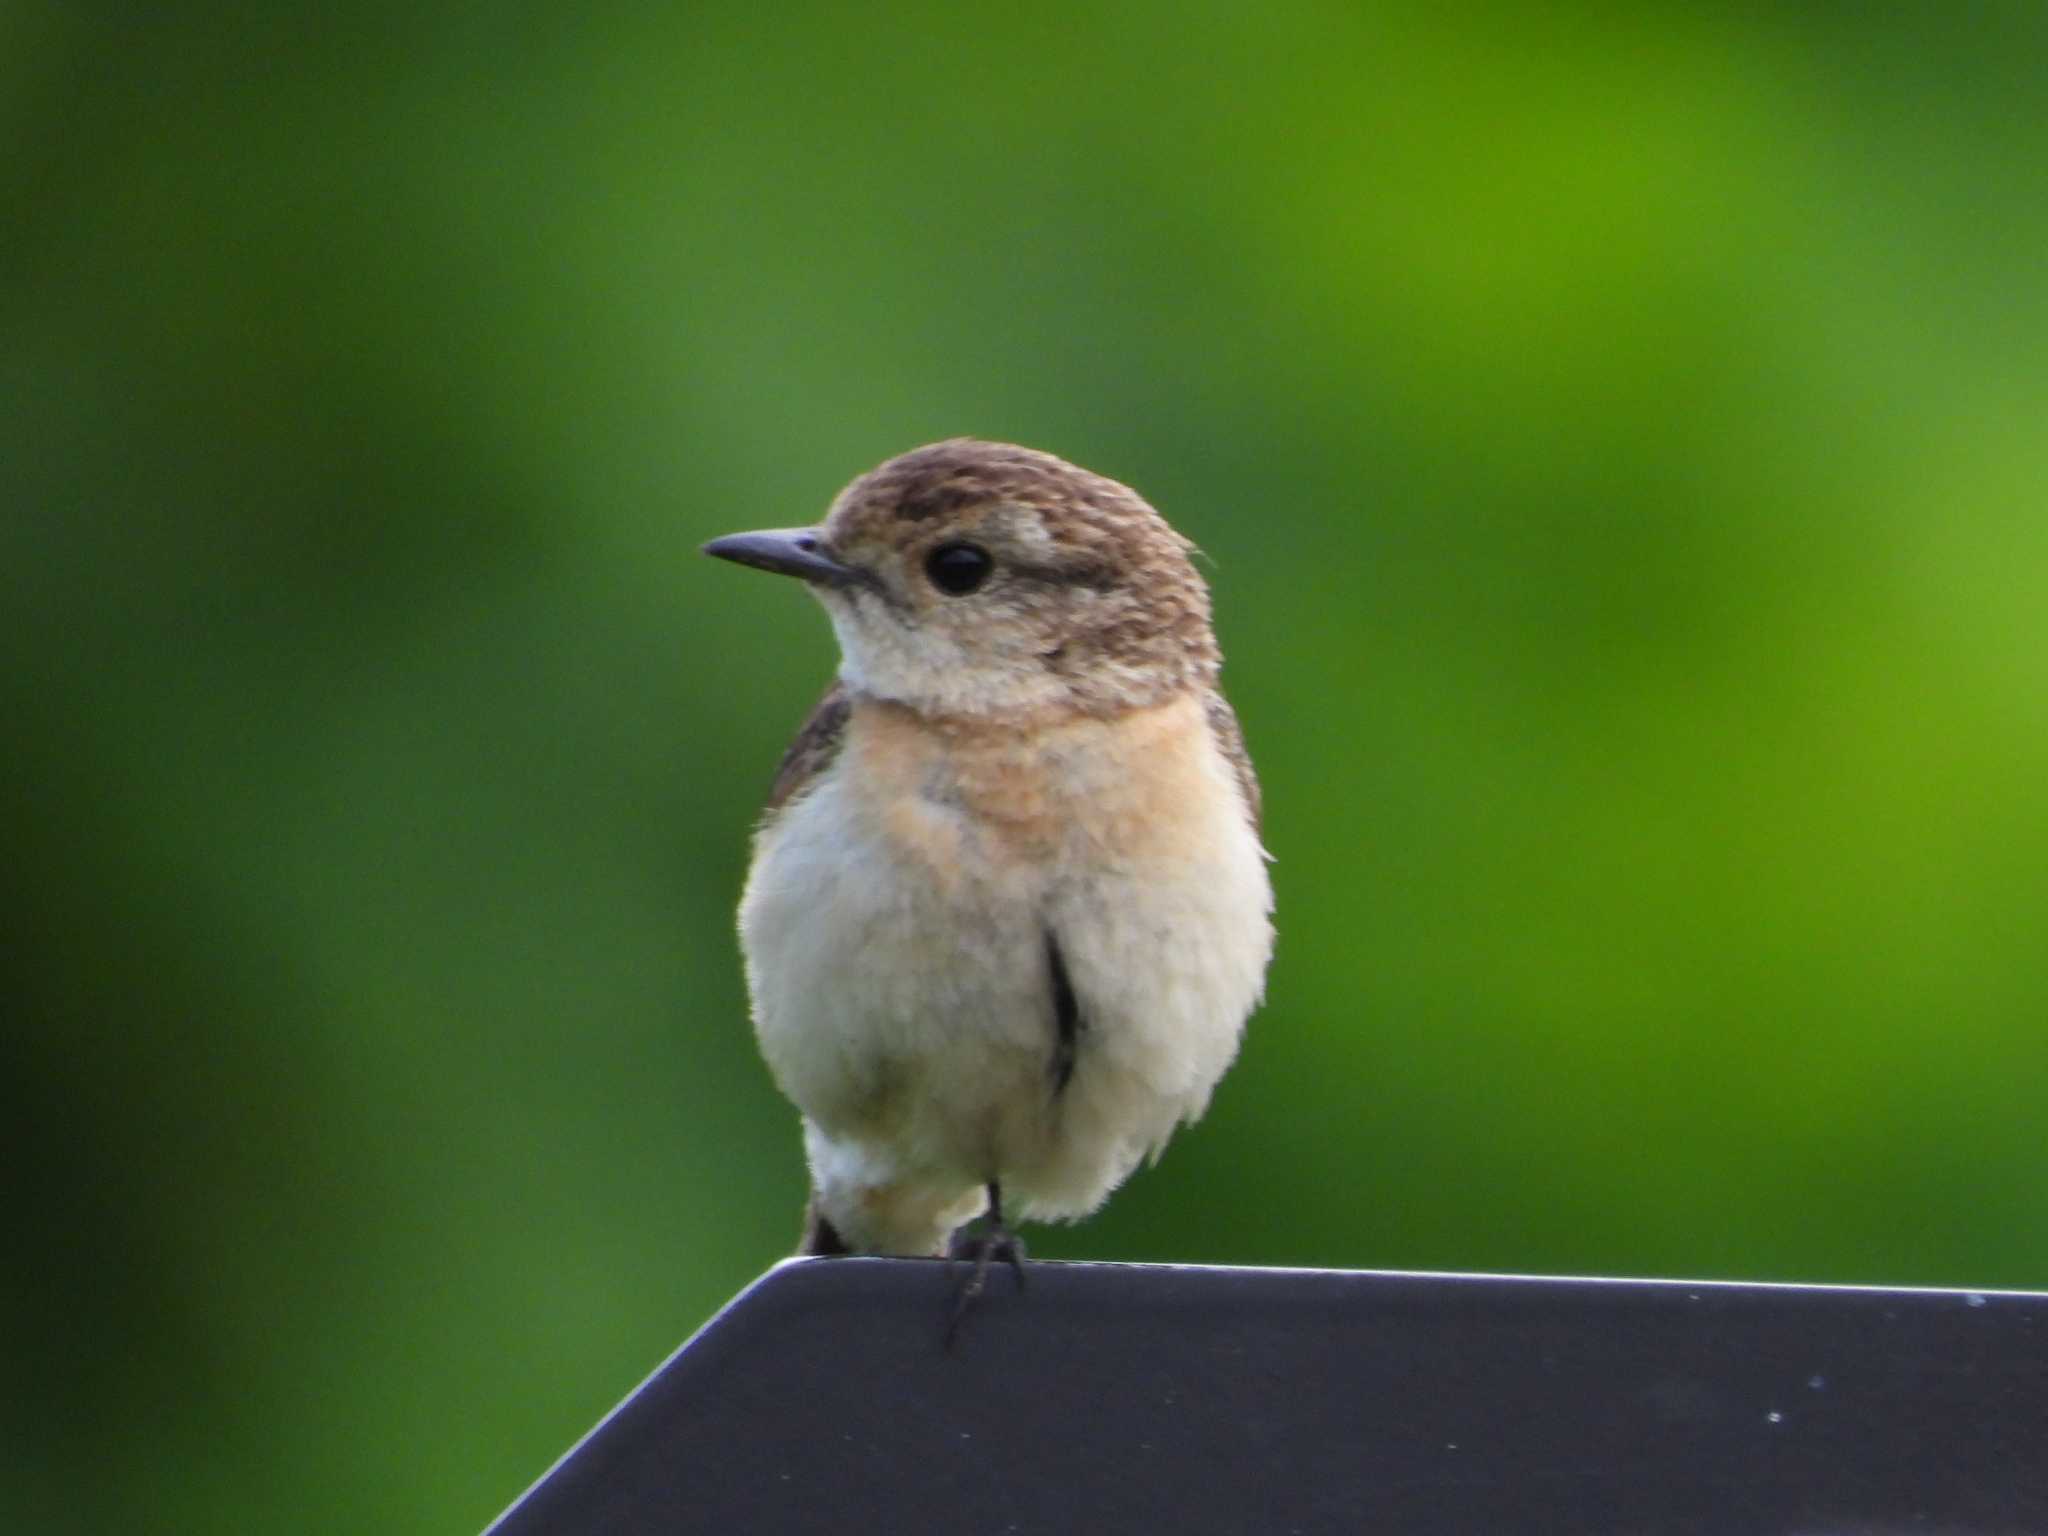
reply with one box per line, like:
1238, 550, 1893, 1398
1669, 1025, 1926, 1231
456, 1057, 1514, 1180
486, 1259, 2048, 1535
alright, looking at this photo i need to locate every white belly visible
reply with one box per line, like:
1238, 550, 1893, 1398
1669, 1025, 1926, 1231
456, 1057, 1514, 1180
736, 694, 1273, 1252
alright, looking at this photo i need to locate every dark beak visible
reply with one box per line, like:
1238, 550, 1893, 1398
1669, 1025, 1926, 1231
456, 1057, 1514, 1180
701, 527, 860, 588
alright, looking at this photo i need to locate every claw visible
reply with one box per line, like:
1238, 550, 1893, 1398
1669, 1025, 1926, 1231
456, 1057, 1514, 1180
944, 1181, 1027, 1346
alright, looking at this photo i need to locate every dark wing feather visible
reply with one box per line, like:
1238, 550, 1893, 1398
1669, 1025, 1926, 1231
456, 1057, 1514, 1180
763, 681, 852, 816
1045, 928, 1083, 1096
1203, 690, 1263, 835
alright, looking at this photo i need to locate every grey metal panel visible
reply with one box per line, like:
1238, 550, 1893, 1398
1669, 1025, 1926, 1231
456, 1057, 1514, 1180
487, 1259, 2048, 1535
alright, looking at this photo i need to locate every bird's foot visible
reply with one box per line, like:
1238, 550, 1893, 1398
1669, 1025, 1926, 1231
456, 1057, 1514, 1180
944, 1183, 1026, 1345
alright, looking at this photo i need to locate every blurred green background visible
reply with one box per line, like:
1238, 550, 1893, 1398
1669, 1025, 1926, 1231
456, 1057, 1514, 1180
7, 2, 2047, 1530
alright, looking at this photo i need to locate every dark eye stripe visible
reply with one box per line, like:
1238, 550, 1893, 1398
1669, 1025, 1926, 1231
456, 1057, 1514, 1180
1006, 559, 1119, 592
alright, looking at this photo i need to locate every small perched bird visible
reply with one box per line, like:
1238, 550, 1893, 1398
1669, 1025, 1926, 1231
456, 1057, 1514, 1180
704, 440, 1273, 1292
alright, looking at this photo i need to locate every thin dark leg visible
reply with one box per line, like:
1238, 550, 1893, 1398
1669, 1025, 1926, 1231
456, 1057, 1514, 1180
946, 1179, 1027, 1345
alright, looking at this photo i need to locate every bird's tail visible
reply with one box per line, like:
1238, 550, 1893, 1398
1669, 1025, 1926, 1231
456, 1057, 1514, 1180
798, 1196, 852, 1256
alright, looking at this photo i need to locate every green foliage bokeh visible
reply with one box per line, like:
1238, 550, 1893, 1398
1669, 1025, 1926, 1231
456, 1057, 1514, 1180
6, 5, 2046, 1531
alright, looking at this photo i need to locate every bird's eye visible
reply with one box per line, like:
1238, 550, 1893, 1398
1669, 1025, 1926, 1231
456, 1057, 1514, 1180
924, 541, 993, 596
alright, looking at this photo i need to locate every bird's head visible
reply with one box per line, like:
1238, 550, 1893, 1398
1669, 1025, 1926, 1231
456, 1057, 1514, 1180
705, 439, 1218, 721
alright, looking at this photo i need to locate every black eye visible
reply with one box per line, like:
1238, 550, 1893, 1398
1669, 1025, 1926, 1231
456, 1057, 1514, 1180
924, 541, 993, 595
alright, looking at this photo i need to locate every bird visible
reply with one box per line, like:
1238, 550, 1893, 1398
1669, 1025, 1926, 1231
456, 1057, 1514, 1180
703, 439, 1273, 1310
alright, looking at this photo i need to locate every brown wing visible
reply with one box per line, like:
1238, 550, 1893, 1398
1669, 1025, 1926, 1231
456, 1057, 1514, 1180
1204, 689, 1263, 835
764, 680, 852, 816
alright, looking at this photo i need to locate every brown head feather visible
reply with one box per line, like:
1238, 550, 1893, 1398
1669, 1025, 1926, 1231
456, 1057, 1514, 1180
813, 440, 1219, 720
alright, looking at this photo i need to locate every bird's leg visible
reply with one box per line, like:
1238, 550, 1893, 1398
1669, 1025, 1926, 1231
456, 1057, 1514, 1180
945, 1180, 1027, 1343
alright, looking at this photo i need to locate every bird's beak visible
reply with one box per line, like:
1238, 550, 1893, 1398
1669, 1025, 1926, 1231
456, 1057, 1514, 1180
701, 527, 860, 588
